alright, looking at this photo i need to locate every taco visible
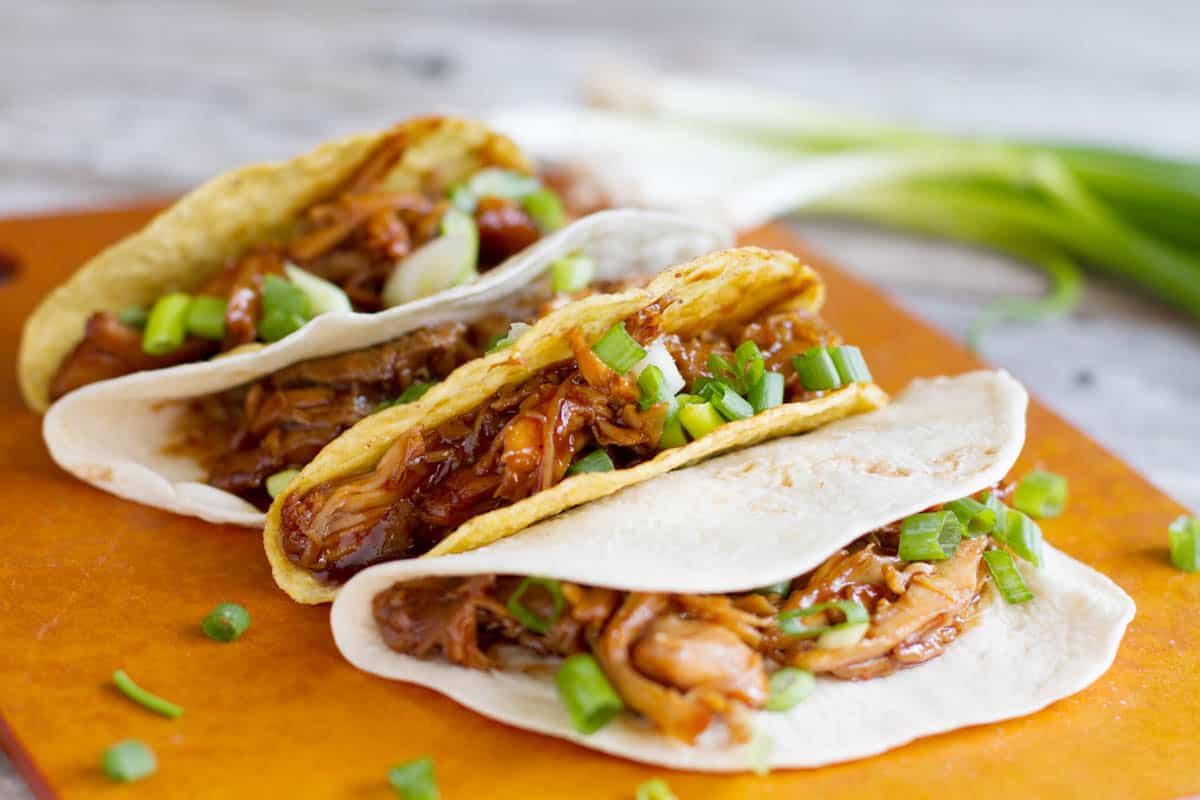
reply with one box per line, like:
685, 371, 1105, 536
266, 247, 888, 603
331, 371, 1135, 771
19, 115, 612, 413
42, 210, 734, 526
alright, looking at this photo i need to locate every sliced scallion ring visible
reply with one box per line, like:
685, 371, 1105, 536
101, 740, 157, 783
944, 496, 997, 536
185, 295, 227, 341
764, 668, 815, 711
828, 345, 872, 384
710, 382, 754, 421
567, 450, 615, 475
984, 549, 1034, 603
778, 599, 868, 638
1004, 509, 1045, 567
1169, 515, 1200, 573
381, 209, 479, 307
631, 340, 685, 396
1013, 469, 1069, 519
201, 602, 251, 642
142, 293, 192, 355
118, 307, 149, 329
506, 577, 565, 634
734, 340, 766, 391
677, 400, 725, 439
284, 263, 353, 315
388, 756, 438, 800
265, 469, 301, 499
591, 322, 646, 373
898, 510, 962, 561
467, 167, 541, 200
657, 398, 688, 449
748, 371, 785, 413
637, 364, 674, 410
550, 253, 594, 293
792, 346, 841, 391
555, 653, 623, 734
523, 188, 566, 232
982, 490, 1010, 545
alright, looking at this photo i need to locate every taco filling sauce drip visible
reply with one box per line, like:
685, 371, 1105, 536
371, 524, 991, 744
279, 304, 839, 584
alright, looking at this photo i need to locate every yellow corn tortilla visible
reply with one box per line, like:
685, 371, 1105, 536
18, 116, 531, 412
264, 246, 889, 603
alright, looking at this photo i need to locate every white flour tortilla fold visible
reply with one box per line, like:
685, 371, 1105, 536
41, 211, 732, 527
332, 371, 1135, 771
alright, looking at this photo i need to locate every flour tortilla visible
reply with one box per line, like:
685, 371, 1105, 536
331, 371, 1135, 770
41, 210, 733, 527
266, 246, 889, 603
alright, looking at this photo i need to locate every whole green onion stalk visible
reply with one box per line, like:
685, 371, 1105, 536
587, 72, 1200, 346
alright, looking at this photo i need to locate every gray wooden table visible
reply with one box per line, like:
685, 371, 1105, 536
2, 1, 1198, 795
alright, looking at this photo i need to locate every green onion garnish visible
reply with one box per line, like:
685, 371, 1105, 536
265, 468, 301, 499
677, 400, 725, 439
764, 667, 815, 712
257, 311, 306, 343
118, 307, 149, 328
1003, 509, 1045, 567
487, 322, 532, 353
101, 739, 156, 783
778, 600, 868, 638
567, 449, 615, 475
388, 756, 439, 800
735, 341, 766, 390
142, 292, 192, 355
637, 364, 674, 410
828, 345, 872, 384
591, 322, 646, 373
506, 577, 565, 634
710, 382, 754, 421
748, 371, 785, 413
112, 670, 183, 719
754, 580, 791, 596
467, 167, 541, 200
523, 188, 566, 232
982, 490, 1010, 544
185, 295, 227, 341
983, 549, 1034, 603
1169, 516, 1200, 573
396, 382, 435, 404
792, 346, 840, 391
550, 254, 594, 293
693, 375, 722, 402
944, 496, 998, 536
1013, 469, 1069, 519
898, 510, 963, 561
284, 263, 353, 316
258, 274, 310, 343
635, 778, 677, 800
657, 399, 688, 449
555, 653, 624, 734
201, 602, 251, 642
447, 182, 476, 214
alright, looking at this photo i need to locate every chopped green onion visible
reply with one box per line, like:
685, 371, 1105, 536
1013, 469, 1069, 519
631, 340, 686, 396
754, 580, 791, 596
523, 188, 566, 231
748, 371, 785, 413
735, 340, 766, 391
764, 668, 815, 711
944, 496, 998, 536
710, 382, 754, 421
567, 449, 615, 475
984, 549, 1034, 603
637, 365, 674, 410
677, 400, 725, 439
555, 653, 624, 734
467, 167, 541, 200
261, 274, 309, 319
792, 346, 841, 391
982, 490, 1010, 544
111, 670, 183, 719
1004, 509, 1045, 567
382, 211, 479, 307
142, 292, 192, 355
506, 577, 565, 634
487, 322, 532, 353
101, 739, 156, 783
118, 307, 149, 328
898, 511, 962, 561
657, 399, 688, 449
635, 778, 677, 800
447, 182, 476, 214
1169, 516, 1200, 573
778, 600, 868, 638
693, 375, 722, 402
550, 253, 594, 293
201, 602, 251, 642
266, 468, 301, 498
388, 756, 439, 800
397, 382, 435, 404
817, 621, 868, 649
185, 295, 227, 341
591, 322, 646, 373
284, 263, 353, 315
828, 345, 872, 384
257, 310, 306, 343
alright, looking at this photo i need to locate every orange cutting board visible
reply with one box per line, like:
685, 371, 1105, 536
0, 206, 1194, 800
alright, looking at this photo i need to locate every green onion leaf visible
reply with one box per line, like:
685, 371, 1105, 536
555, 653, 624, 734
284, 263, 353, 315
261, 274, 310, 319
142, 293, 192, 355
792, 346, 841, 391
637, 364, 674, 410
201, 602, 251, 642
550, 253, 594, 293
693, 375, 722, 402
944, 496, 998, 536
1004, 509, 1045, 567
506, 577, 565, 634
982, 490, 1010, 545
710, 382, 754, 421
467, 168, 541, 200
635, 778, 678, 800
388, 756, 439, 800
898, 510, 963, 561
257, 311, 307, 343
112, 670, 183, 719
778, 600, 868, 638
828, 345, 872, 384
678, 400, 725, 439
396, 382, 435, 404
735, 340, 766, 391
101, 739, 157, 783
448, 182, 476, 214
707, 352, 739, 391
591, 322, 646, 373
118, 307, 149, 328
984, 549, 1034, 603
764, 668, 815, 712
185, 295, 227, 341
1013, 469, 1069, 519
748, 371, 785, 413
567, 449, 615, 475
523, 188, 566, 232
754, 580, 791, 596
265, 468, 300, 499
1169, 516, 1200, 573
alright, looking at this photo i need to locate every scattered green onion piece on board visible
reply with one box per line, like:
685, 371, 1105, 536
637, 364, 674, 410
778, 599, 868, 638
555, 653, 624, 734
185, 295, 227, 341
284, 263, 353, 315
591, 322, 646, 373
550, 254, 594, 293
118, 307, 149, 328
101, 739, 156, 783
523, 188, 566, 231
388, 756, 439, 800
764, 668, 815, 711
567, 449, 615, 475
635, 778, 678, 800
984, 549, 1034, 603
710, 382, 754, 421
142, 293, 192, 355
748, 371, 785, 413
111, 670, 183, 719
754, 580, 791, 596
467, 168, 542, 200
898, 511, 962, 561
945, 496, 997, 536
1013, 469, 1069, 518
792, 346, 841, 391
202, 602, 251, 642
1004, 509, 1045, 566
266, 469, 301, 499
1169, 516, 1200, 573
506, 577, 565, 634
396, 382, 435, 404
678, 401, 725, 439
828, 345, 872, 384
